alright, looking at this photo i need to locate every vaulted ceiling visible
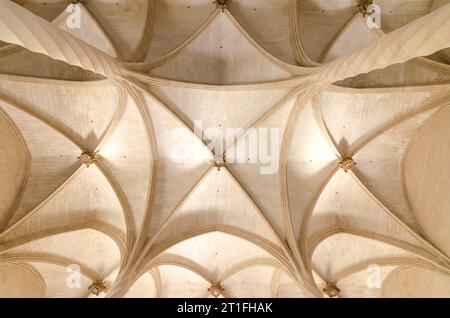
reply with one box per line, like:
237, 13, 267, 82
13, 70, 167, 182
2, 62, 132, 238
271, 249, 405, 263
0, 0, 449, 298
